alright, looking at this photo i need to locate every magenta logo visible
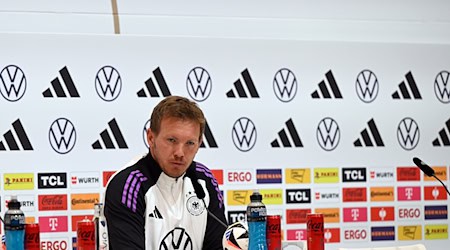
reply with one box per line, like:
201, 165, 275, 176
343, 207, 368, 222
397, 187, 421, 201
286, 229, 307, 240
39, 216, 68, 232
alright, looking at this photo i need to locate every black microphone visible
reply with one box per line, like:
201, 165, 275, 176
413, 157, 435, 177
413, 157, 450, 196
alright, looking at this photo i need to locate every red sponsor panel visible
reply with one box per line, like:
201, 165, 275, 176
424, 186, 448, 200
39, 216, 68, 233
286, 209, 311, 224
71, 215, 94, 232
324, 228, 340, 243
102, 171, 116, 187
397, 187, 421, 201
343, 207, 367, 222
342, 187, 367, 202
397, 167, 420, 181
370, 207, 395, 221
211, 169, 224, 185
286, 229, 307, 240
38, 194, 68, 211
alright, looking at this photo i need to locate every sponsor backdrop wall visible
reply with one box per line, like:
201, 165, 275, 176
0, 32, 449, 250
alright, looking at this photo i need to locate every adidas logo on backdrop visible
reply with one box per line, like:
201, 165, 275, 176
137, 67, 171, 98
43, 66, 80, 98
0, 119, 33, 151
271, 118, 303, 148
226, 69, 259, 98
92, 118, 128, 149
354, 118, 384, 147
432, 118, 450, 146
311, 70, 342, 99
200, 122, 218, 148
392, 71, 422, 99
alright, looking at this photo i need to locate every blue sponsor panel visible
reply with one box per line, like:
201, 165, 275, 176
425, 205, 448, 220
256, 169, 282, 184
371, 226, 395, 241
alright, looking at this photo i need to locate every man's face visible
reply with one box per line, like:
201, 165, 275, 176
147, 117, 202, 178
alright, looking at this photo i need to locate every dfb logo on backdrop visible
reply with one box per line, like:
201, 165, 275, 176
232, 117, 257, 152
355, 69, 378, 103
186, 67, 212, 102
49, 118, 76, 154
95, 66, 122, 101
316, 117, 340, 151
273, 68, 297, 102
0, 65, 26, 102
434, 70, 450, 103
397, 117, 419, 150
160, 227, 192, 250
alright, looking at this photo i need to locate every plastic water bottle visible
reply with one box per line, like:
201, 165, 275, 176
4, 195, 25, 250
94, 203, 109, 250
246, 190, 267, 250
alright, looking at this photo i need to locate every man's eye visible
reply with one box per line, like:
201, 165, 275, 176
168, 138, 176, 143
187, 141, 196, 146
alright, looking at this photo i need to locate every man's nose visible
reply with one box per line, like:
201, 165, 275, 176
173, 144, 184, 158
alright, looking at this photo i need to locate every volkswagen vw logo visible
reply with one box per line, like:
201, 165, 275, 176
273, 68, 297, 102
186, 67, 212, 102
0, 65, 26, 102
49, 118, 76, 154
397, 117, 419, 150
159, 227, 192, 250
95, 66, 122, 101
232, 117, 257, 152
356, 69, 378, 103
316, 117, 340, 151
434, 70, 450, 103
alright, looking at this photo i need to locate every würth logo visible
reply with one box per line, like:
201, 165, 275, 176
0, 65, 26, 102
271, 118, 303, 148
232, 117, 257, 152
49, 118, 76, 154
43, 66, 80, 98
432, 118, 450, 146
354, 119, 384, 147
137, 67, 171, 97
186, 67, 212, 102
397, 117, 419, 150
273, 68, 297, 102
434, 70, 450, 103
316, 117, 340, 151
311, 70, 342, 99
356, 69, 378, 103
392, 71, 422, 99
95, 66, 122, 102
92, 118, 128, 149
200, 121, 218, 148
226, 69, 259, 98
0, 119, 33, 151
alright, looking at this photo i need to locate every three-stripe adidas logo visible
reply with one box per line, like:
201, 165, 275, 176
392, 71, 422, 99
200, 122, 218, 148
271, 118, 303, 148
432, 118, 450, 146
311, 70, 342, 99
92, 118, 128, 149
0, 119, 33, 151
43, 66, 80, 98
122, 170, 148, 212
354, 118, 384, 147
149, 206, 163, 219
137, 67, 171, 97
226, 69, 259, 98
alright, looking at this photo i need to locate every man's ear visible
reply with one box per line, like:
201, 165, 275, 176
147, 129, 154, 147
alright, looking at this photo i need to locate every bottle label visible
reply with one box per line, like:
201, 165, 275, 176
246, 206, 267, 222
4, 214, 25, 230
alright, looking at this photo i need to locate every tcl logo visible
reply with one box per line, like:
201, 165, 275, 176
38, 173, 67, 189
398, 207, 421, 220
286, 189, 311, 204
342, 168, 366, 182
41, 239, 68, 250
344, 229, 368, 241
227, 171, 252, 183
227, 210, 246, 224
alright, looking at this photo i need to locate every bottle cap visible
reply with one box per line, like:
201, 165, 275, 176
8, 195, 21, 209
250, 191, 263, 202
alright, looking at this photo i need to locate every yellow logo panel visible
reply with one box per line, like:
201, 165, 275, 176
314, 168, 339, 183
227, 190, 252, 206
315, 208, 339, 223
370, 187, 395, 201
425, 224, 448, 240
398, 225, 422, 240
3, 173, 34, 190
70, 193, 100, 210
260, 189, 283, 205
285, 168, 311, 184
25, 217, 35, 224
424, 166, 447, 181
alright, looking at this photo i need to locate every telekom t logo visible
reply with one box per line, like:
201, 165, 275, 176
351, 209, 360, 221
49, 218, 58, 231
405, 188, 413, 200
295, 230, 304, 240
